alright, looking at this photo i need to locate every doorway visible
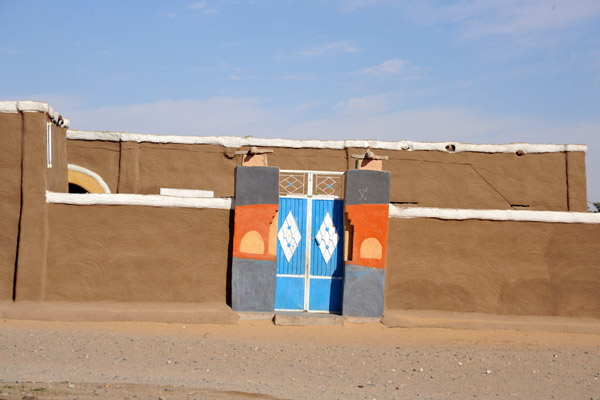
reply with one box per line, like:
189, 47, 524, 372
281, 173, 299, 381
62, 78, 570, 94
274, 170, 344, 313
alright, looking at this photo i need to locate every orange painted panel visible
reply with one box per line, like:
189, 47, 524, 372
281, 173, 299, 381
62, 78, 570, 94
346, 204, 389, 269
233, 204, 278, 261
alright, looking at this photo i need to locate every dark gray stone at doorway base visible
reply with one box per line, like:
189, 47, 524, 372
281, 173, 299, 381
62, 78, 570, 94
342, 264, 385, 318
231, 257, 276, 312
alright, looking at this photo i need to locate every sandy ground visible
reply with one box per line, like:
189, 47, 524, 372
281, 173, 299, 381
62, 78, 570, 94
0, 318, 599, 400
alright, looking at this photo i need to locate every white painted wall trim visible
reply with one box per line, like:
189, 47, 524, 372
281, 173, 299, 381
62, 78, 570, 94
44, 192, 599, 222
46, 192, 233, 210
0, 101, 70, 128
388, 205, 600, 224
67, 129, 587, 154
68, 164, 111, 194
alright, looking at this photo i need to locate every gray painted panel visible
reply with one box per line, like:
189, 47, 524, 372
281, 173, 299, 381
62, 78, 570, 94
235, 166, 279, 206
342, 264, 385, 317
232, 257, 277, 312
344, 170, 391, 205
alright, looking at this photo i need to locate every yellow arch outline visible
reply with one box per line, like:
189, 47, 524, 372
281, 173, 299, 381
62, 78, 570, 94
67, 164, 110, 194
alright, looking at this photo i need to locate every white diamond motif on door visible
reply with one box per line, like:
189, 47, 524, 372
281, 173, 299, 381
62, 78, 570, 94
315, 212, 339, 264
277, 211, 302, 262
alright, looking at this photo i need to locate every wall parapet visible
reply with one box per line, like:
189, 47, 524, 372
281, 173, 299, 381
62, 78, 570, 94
0, 101, 70, 128
389, 205, 600, 224
46, 191, 233, 210
67, 129, 587, 155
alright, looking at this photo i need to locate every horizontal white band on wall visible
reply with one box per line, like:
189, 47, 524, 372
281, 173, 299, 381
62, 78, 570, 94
160, 188, 214, 198
45, 192, 600, 224
67, 129, 587, 155
389, 205, 600, 224
46, 192, 232, 210
0, 101, 70, 128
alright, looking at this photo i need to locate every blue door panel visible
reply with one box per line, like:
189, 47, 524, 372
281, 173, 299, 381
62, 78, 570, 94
276, 198, 307, 275
310, 199, 344, 277
274, 277, 305, 310
309, 279, 343, 312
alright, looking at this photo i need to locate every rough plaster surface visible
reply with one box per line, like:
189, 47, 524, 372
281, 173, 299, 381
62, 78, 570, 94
342, 264, 385, 317
385, 218, 600, 318
66, 139, 120, 193
45, 204, 232, 303
376, 149, 585, 211
231, 257, 276, 312
0, 113, 22, 299
234, 166, 279, 206
345, 169, 391, 205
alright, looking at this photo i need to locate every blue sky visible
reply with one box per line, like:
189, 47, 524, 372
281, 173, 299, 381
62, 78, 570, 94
1, 0, 599, 205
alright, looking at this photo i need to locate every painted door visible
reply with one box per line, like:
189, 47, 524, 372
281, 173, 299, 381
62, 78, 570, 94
274, 197, 344, 312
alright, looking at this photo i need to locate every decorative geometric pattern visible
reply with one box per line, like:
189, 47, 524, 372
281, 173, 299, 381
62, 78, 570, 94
277, 211, 302, 262
315, 175, 343, 196
279, 173, 305, 196
315, 212, 339, 264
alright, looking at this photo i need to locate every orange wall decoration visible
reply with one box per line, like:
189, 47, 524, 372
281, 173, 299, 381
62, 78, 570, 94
232, 204, 278, 261
345, 204, 389, 269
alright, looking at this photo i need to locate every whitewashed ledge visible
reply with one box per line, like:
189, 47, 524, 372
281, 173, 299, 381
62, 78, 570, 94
46, 193, 600, 223
67, 129, 587, 155
389, 205, 600, 224
46, 192, 233, 210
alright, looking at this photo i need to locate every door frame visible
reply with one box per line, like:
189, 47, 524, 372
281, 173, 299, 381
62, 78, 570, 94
276, 169, 345, 312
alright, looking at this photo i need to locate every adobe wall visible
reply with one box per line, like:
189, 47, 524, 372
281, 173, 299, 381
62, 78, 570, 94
118, 143, 348, 197
0, 102, 70, 301
373, 149, 587, 211
385, 217, 600, 318
66, 137, 587, 211
44, 204, 231, 303
0, 113, 23, 299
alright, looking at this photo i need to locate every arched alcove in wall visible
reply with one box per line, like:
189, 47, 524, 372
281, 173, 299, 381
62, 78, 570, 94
67, 164, 111, 194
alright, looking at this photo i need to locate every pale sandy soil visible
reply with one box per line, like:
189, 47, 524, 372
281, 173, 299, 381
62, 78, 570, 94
0, 318, 599, 400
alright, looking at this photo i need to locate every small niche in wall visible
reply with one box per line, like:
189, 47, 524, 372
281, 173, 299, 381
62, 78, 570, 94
511, 204, 530, 209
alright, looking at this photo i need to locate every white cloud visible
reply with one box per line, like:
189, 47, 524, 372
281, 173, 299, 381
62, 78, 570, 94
300, 41, 360, 56
358, 59, 406, 76
187, 1, 207, 9
186, 1, 217, 13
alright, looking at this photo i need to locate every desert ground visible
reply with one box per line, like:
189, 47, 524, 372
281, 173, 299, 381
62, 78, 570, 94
0, 317, 599, 400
